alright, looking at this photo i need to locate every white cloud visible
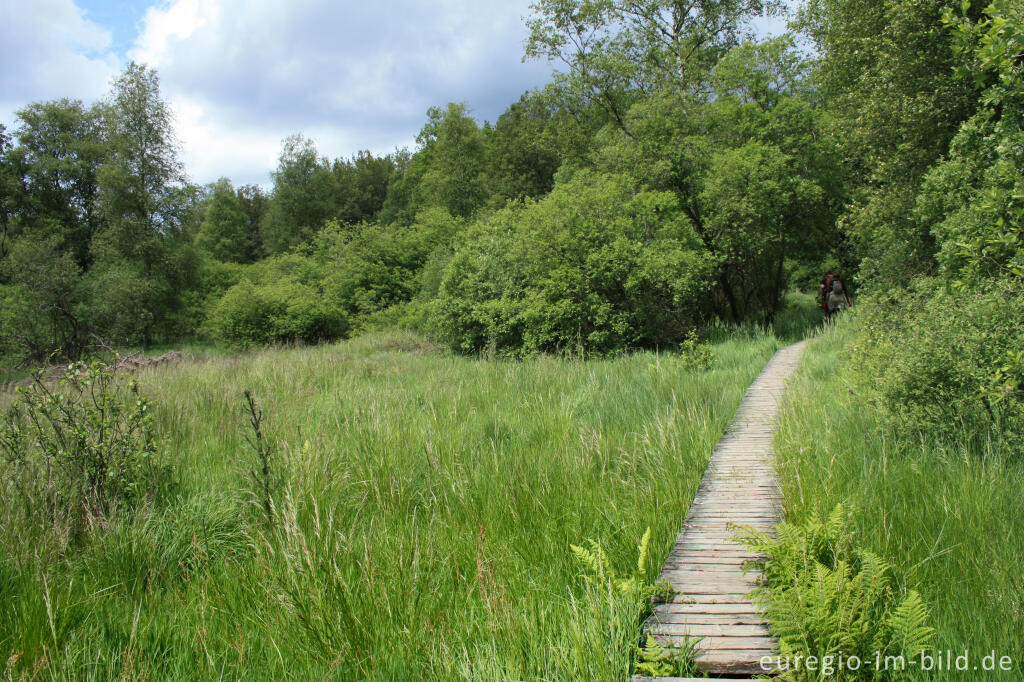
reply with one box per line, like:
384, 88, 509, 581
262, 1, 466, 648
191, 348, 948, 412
131, 0, 217, 67
169, 95, 281, 187
0, 0, 120, 127
2, 1, 804, 189
126, 0, 553, 186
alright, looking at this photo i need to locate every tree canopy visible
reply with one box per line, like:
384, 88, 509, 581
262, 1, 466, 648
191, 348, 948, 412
1, 0, 1018, 375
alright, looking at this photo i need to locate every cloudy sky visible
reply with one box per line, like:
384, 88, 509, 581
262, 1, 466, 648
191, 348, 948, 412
1, 0, 787, 188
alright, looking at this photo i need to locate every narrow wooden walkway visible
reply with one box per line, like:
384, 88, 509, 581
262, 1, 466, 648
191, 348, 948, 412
635, 341, 807, 679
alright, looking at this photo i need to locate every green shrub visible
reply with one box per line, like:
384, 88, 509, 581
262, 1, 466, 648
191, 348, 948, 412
0, 361, 166, 539
354, 299, 440, 337
0, 236, 86, 363
205, 278, 347, 348
436, 170, 714, 355
317, 208, 464, 320
175, 257, 246, 336
849, 278, 1024, 458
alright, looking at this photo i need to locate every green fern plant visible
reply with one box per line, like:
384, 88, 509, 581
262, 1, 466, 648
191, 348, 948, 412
736, 505, 935, 681
569, 527, 694, 677
570, 526, 653, 602
634, 633, 699, 677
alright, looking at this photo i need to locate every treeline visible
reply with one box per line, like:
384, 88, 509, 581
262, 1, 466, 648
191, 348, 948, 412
2, 0, 1022, 425
1, 1, 851, 363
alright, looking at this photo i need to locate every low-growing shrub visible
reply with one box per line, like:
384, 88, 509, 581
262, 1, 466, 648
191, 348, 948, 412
676, 331, 714, 370
0, 361, 168, 540
205, 278, 348, 348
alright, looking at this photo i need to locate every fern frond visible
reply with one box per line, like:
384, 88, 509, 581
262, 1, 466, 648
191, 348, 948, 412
880, 589, 935, 658
636, 526, 652, 578
570, 543, 601, 578
825, 503, 847, 538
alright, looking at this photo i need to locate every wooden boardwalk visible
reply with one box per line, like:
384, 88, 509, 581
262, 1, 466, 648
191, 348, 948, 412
635, 341, 807, 679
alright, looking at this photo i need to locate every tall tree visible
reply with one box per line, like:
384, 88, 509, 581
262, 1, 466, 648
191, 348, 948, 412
93, 62, 196, 346
235, 183, 268, 255
381, 104, 488, 223
260, 134, 338, 254
98, 63, 188, 256
332, 150, 396, 224
797, 0, 988, 283
413, 103, 489, 218
699, 141, 825, 322
0, 125, 14, 259
5, 100, 107, 267
196, 178, 256, 263
525, 0, 779, 135
485, 92, 562, 202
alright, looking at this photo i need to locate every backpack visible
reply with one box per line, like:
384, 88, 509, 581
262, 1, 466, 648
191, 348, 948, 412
828, 279, 848, 312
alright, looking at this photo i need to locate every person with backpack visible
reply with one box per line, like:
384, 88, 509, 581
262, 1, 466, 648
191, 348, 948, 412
819, 270, 837, 314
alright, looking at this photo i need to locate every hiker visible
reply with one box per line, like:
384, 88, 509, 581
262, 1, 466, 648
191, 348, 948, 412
826, 277, 850, 320
819, 270, 837, 314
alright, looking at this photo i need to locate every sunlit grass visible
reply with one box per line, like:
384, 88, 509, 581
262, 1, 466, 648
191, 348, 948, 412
1, 329, 780, 680
774, 320, 1024, 679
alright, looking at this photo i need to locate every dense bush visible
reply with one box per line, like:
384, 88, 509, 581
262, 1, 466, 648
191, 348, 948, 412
837, 4, 1024, 461
436, 170, 714, 355
206, 279, 347, 349
0, 235, 87, 363
848, 279, 1024, 457
318, 208, 464, 321
204, 255, 347, 348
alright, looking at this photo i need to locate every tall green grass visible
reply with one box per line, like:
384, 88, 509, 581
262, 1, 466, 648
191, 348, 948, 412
775, 321, 1024, 679
2, 330, 779, 680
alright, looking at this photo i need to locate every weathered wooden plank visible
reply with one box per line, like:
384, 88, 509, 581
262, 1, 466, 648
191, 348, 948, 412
650, 612, 767, 625
655, 602, 763, 614
665, 565, 761, 575
668, 546, 759, 557
667, 556, 761, 565
668, 548, 761, 556
649, 636, 776, 652
648, 623, 771, 637
664, 586, 758, 596
668, 592, 758, 603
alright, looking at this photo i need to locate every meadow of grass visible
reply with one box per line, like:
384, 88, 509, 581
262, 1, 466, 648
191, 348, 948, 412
774, 320, 1024, 679
1, 329, 782, 680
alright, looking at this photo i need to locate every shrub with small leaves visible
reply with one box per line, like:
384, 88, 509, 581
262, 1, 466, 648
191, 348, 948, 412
677, 331, 713, 370
0, 360, 165, 537
848, 279, 1024, 459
